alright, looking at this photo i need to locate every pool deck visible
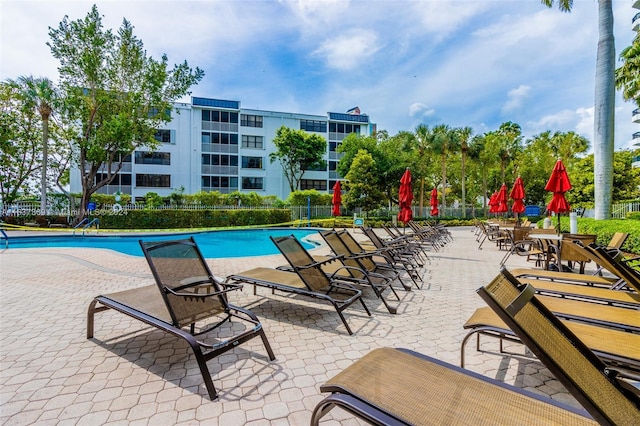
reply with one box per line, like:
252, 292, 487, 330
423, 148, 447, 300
1, 226, 588, 425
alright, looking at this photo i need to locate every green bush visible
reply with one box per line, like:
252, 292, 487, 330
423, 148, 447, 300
98, 208, 292, 229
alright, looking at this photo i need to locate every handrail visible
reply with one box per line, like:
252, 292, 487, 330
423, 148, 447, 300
0, 228, 8, 248
82, 218, 100, 235
73, 218, 89, 229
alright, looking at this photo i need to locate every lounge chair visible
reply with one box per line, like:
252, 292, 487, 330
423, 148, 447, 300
546, 234, 598, 273
523, 278, 640, 308
360, 227, 424, 288
589, 244, 640, 290
273, 234, 400, 314
87, 237, 275, 400
461, 306, 640, 371
226, 236, 371, 335
476, 269, 640, 425
319, 229, 411, 292
312, 349, 596, 425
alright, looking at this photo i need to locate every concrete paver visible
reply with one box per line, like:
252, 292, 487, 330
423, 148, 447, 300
1, 226, 587, 424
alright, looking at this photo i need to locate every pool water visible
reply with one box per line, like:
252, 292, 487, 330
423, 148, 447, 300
4, 229, 320, 258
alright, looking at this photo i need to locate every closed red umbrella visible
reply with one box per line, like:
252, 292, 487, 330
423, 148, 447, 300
488, 191, 498, 214
430, 188, 439, 216
331, 181, 342, 217
495, 184, 509, 214
510, 176, 526, 215
545, 159, 572, 229
397, 168, 413, 224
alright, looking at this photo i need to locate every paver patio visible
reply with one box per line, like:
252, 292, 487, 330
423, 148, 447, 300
0, 226, 584, 425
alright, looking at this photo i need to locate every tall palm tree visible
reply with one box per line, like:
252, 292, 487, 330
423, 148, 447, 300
430, 124, 458, 209
16, 76, 56, 214
541, 0, 615, 220
413, 124, 433, 215
455, 126, 473, 218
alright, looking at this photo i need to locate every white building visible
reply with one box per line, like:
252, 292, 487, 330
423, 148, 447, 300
71, 98, 376, 201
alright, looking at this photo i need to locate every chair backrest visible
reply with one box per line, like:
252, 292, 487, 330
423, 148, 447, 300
337, 230, 382, 271
512, 226, 532, 243
140, 237, 226, 328
589, 244, 640, 291
607, 232, 629, 250
270, 235, 331, 292
319, 230, 366, 279
560, 234, 597, 263
478, 269, 640, 425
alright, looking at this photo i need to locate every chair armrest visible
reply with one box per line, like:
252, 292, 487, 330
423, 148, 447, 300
164, 281, 243, 299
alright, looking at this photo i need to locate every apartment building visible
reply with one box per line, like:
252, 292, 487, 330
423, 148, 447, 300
71, 98, 376, 201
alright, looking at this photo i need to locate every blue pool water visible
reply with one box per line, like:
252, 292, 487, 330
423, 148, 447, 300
5, 228, 320, 258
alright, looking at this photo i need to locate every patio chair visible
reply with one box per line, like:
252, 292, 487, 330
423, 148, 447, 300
547, 234, 597, 273
273, 234, 400, 314
226, 237, 371, 335
361, 226, 426, 268
87, 237, 275, 400
319, 230, 408, 294
311, 349, 596, 425
348, 228, 423, 289
476, 269, 640, 425
461, 306, 640, 371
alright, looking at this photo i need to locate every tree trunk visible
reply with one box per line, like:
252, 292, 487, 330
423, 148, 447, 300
441, 154, 447, 209
593, 0, 615, 220
461, 150, 467, 218
40, 116, 49, 214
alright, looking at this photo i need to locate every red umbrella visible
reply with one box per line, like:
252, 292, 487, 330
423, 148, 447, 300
488, 191, 498, 214
429, 188, 439, 216
510, 176, 526, 216
397, 168, 413, 224
495, 184, 509, 214
545, 159, 572, 229
331, 181, 342, 217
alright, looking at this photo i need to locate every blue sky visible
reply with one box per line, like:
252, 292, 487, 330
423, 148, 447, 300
1, 0, 638, 150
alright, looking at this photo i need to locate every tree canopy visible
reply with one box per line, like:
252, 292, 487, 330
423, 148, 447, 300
47, 5, 204, 221
269, 125, 327, 192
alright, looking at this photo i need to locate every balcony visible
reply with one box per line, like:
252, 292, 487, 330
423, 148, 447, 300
633, 155, 640, 169
634, 132, 640, 146
634, 108, 640, 123
635, 0, 640, 10
634, 12, 640, 31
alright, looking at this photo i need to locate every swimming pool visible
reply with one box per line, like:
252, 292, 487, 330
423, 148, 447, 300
4, 229, 320, 258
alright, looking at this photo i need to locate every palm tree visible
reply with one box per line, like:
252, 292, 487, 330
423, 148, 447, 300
16, 76, 56, 214
413, 124, 434, 215
455, 126, 473, 218
541, 0, 615, 220
431, 124, 458, 209
615, 32, 639, 108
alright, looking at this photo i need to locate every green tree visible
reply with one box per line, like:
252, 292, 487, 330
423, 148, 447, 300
454, 126, 473, 217
269, 125, 326, 192
541, 0, 615, 220
343, 150, 384, 215
9, 76, 56, 213
0, 81, 42, 204
47, 5, 204, 222
615, 32, 640, 107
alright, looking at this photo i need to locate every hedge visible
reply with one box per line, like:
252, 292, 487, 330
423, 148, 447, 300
96, 208, 292, 229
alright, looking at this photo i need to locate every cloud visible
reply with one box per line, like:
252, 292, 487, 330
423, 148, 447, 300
502, 85, 531, 114
313, 29, 381, 71
409, 102, 435, 118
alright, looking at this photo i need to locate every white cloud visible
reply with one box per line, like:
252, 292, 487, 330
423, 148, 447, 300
409, 102, 435, 118
502, 85, 531, 114
313, 29, 381, 71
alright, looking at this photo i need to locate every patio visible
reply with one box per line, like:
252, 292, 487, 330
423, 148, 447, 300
0, 226, 582, 425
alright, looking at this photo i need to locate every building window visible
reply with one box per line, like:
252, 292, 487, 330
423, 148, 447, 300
242, 156, 263, 169
154, 129, 173, 143
201, 176, 238, 189
300, 120, 327, 133
201, 132, 238, 145
241, 114, 263, 128
329, 122, 361, 134
242, 177, 263, 190
95, 173, 132, 186
304, 163, 326, 171
202, 154, 238, 166
242, 135, 264, 149
135, 151, 171, 165
202, 110, 239, 123
300, 179, 327, 190
136, 174, 171, 187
